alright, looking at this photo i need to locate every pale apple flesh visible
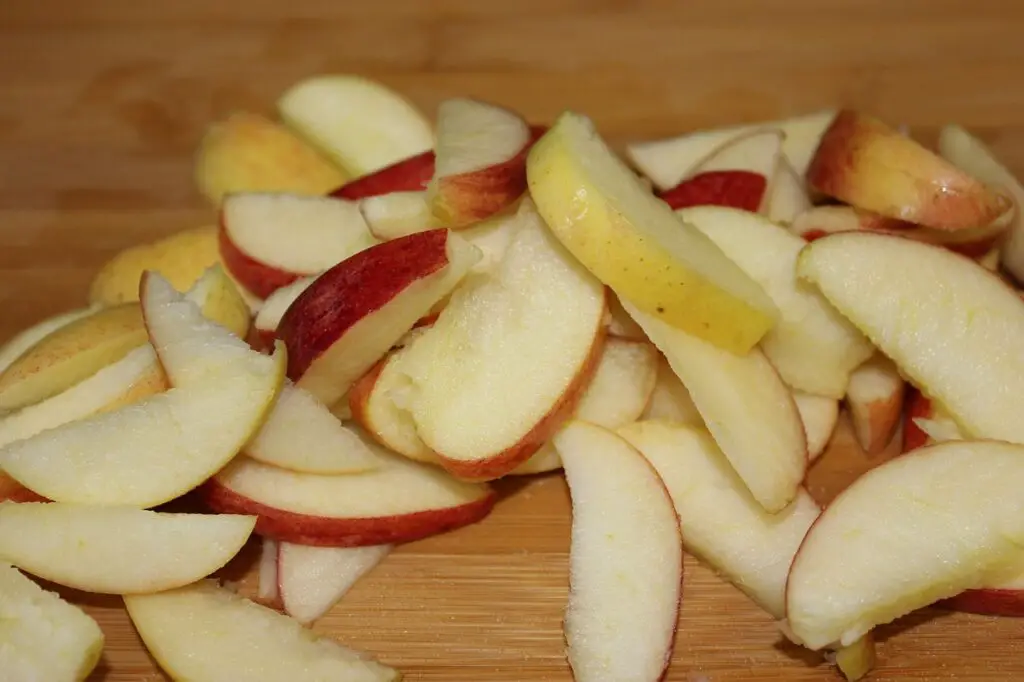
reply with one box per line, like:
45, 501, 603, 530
252, 273, 319, 350
793, 392, 840, 462
845, 353, 905, 455
767, 159, 812, 225
256, 537, 282, 609
641, 355, 703, 425
360, 190, 435, 240
278, 542, 391, 624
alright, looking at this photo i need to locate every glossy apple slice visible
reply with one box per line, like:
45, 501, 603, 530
556, 421, 682, 682
845, 354, 905, 455
278, 542, 390, 624
125, 580, 400, 682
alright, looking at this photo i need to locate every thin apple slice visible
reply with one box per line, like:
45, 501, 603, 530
0, 502, 254, 594
626, 110, 837, 190
125, 580, 400, 682
619, 421, 819, 620
941, 567, 1024, 617
679, 206, 874, 398
0, 562, 103, 682
938, 123, 1024, 281
681, 128, 783, 212
767, 159, 812, 225
622, 301, 807, 512
835, 634, 877, 682
330, 150, 435, 199
428, 98, 532, 228
277, 229, 481, 407
278, 74, 432, 178
846, 354, 905, 455
901, 389, 964, 452
360, 190, 434, 240
397, 200, 607, 479
0, 305, 99, 376
606, 292, 648, 340
555, 421, 682, 682
256, 538, 281, 608
793, 392, 840, 462
798, 232, 1024, 444
641, 355, 702, 425
807, 110, 1011, 231
528, 111, 778, 354
656, 170, 768, 213
278, 542, 390, 624
252, 274, 320, 350
219, 193, 378, 298
786, 440, 1024, 649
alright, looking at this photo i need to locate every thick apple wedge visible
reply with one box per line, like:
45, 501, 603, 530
626, 110, 836, 190
219, 193, 378, 298
428, 98, 532, 228
846, 354, 905, 455
657, 170, 768, 212
767, 159, 812, 225
622, 301, 807, 512
0, 305, 98, 376
277, 229, 481, 406
528, 111, 777, 353
619, 421, 819, 620
201, 453, 495, 546
0, 562, 103, 682
330, 150, 435, 200
125, 580, 400, 682
793, 392, 840, 462
396, 200, 607, 479
278, 542, 391, 624
786, 440, 1024, 650
252, 273, 319, 349
678, 206, 873, 398
797, 232, 1024, 445
0, 502, 254, 594
556, 421, 682, 682
195, 112, 348, 205
278, 74, 433, 178
807, 110, 1011, 231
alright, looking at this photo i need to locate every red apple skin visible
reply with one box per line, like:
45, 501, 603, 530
939, 589, 1024, 617
217, 220, 300, 299
657, 170, 768, 212
329, 151, 436, 200
277, 229, 453, 385
199, 478, 497, 547
0, 473, 46, 503
902, 388, 934, 453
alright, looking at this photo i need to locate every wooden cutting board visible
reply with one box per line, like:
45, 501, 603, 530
3, 1, 1024, 680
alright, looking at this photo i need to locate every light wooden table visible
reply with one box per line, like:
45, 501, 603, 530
2, 1, 1024, 680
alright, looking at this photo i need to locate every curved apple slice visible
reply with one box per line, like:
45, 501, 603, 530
656, 170, 768, 213
0, 562, 103, 682
793, 392, 840, 462
330, 150, 435, 199
256, 538, 281, 608
767, 159, 812, 225
797, 232, 1024, 445
278, 542, 390, 624
252, 273, 320, 350
0, 305, 99, 377
125, 581, 400, 682
786, 440, 1024, 650
202, 453, 495, 547
622, 300, 807, 513
641, 355, 702, 425
555, 421, 682, 682
0, 502, 254, 594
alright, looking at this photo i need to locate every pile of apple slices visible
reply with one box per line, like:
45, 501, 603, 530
4, 73, 1024, 682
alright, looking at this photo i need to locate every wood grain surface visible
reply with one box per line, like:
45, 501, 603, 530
2, 1, 1024, 680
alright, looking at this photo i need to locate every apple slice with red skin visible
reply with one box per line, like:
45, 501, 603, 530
846, 354, 905, 455
0, 474, 45, 503
657, 171, 767, 212
277, 228, 481, 407
251, 274, 319, 350
329, 150, 436, 200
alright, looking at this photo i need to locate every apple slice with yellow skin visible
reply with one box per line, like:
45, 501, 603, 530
277, 229, 481, 407
793, 392, 840, 462
0, 562, 103, 682
219, 193, 378, 299
0, 305, 99, 376
797, 232, 1024, 445
252, 273, 319, 350
767, 159, 812, 225
528, 111, 777, 354
396, 201, 607, 479
125, 581, 400, 682
202, 453, 496, 547
807, 110, 1011, 231
845, 353, 905, 455
678, 206, 874, 398
622, 301, 807, 512
278, 542, 390, 624
278, 74, 433, 178
556, 421, 682, 682
0, 502, 255, 594
787, 440, 1024, 650
195, 112, 348, 206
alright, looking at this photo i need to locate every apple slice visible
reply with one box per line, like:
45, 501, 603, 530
767, 159, 812, 225
676, 128, 783, 212
641, 355, 702, 425
901, 389, 964, 452
807, 110, 1011, 231
396, 200, 607, 479
0, 562, 103, 682
555, 421, 681, 682
941, 568, 1024, 617
619, 420, 819, 620
528, 111, 778, 354
219, 193, 378, 298
938, 123, 1024, 281
277, 229, 480, 407
201, 452, 495, 547
330, 150, 435, 200
125, 580, 400, 682
278, 542, 390, 624
256, 538, 281, 608
797, 232, 1024, 445
0, 502, 254, 594
278, 74, 433, 178
793, 392, 840, 462
0, 305, 99, 376
195, 112, 348, 206
252, 274, 319, 350
679, 206, 874, 397
360, 190, 434, 240
606, 292, 647, 340
621, 301, 806, 512
657, 170, 768, 213
626, 110, 837, 190
428, 98, 531, 228
834, 634, 877, 682
846, 354, 905, 455
786, 440, 1024, 649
